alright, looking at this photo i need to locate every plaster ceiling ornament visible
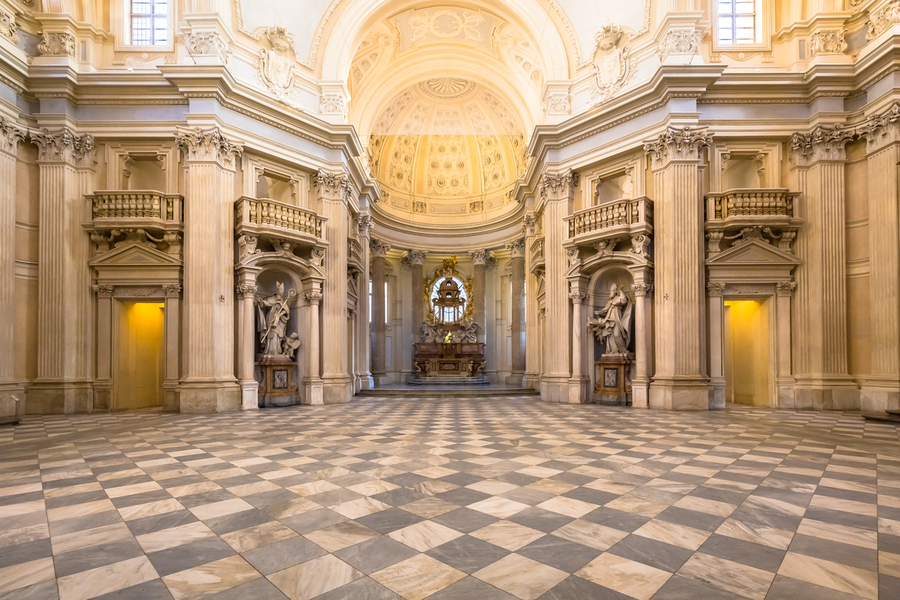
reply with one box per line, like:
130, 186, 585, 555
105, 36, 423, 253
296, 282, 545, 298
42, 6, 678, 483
255, 25, 301, 99
182, 30, 231, 64
867, 0, 900, 40
408, 8, 485, 42
0, 9, 18, 44
809, 29, 847, 56
320, 93, 347, 116
657, 27, 704, 62
591, 24, 633, 104
545, 92, 571, 116
418, 78, 477, 100
37, 32, 75, 57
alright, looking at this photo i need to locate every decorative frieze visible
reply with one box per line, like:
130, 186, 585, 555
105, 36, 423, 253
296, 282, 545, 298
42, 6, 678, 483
809, 29, 846, 56
644, 127, 711, 169
30, 129, 96, 167
370, 238, 391, 258
657, 27, 704, 62
175, 127, 243, 168
789, 125, 853, 165
0, 118, 26, 156
92, 284, 114, 297
313, 170, 352, 202
182, 31, 231, 64
38, 32, 75, 57
539, 171, 579, 201
867, 0, 900, 40
0, 9, 19, 44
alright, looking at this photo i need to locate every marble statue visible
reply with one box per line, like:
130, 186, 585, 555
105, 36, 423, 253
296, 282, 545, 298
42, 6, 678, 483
421, 321, 441, 343
282, 332, 301, 359
588, 283, 633, 355
257, 281, 297, 356
460, 318, 478, 343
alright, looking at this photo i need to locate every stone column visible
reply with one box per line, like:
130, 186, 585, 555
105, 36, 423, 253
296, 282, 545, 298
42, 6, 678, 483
789, 125, 859, 410
538, 171, 578, 403
0, 119, 25, 422
523, 213, 540, 389
301, 288, 323, 405
568, 286, 590, 403
858, 107, 900, 411
706, 282, 726, 410
507, 240, 526, 382
163, 283, 182, 412
175, 127, 242, 413
644, 126, 712, 410
314, 171, 353, 404
236, 280, 258, 411
630, 278, 654, 408
92, 284, 114, 412
355, 215, 374, 390
469, 250, 487, 345
370, 238, 390, 385
28, 127, 96, 414
410, 250, 428, 343
775, 281, 797, 408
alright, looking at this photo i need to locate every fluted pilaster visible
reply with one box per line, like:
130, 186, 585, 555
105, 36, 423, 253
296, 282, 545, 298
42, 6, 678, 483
410, 249, 428, 345
523, 212, 540, 389
370, 238, 390, 383
355, 215, 374, 390
507, 241, 526, 379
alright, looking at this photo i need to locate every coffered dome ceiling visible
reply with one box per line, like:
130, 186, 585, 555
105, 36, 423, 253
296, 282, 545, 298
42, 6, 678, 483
366, 78, 526, 220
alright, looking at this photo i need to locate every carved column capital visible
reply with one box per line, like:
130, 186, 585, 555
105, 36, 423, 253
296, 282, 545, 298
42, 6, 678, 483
539, 171, 579, 202
408, 249, 427, 266
809, 29, 847, 56
164, 283, 183, 298
314, 170, 352, 203
632, 282, 654, 297
37, 31, 75, 56
789, 125, 853, 165
93, 284, 115, 297
175, 127, 243, 168
569, 290, 588, 304
304, 291, 323, 305
523, 213, 536, 237
706, 281, 727, 297
657, 27, 704, 62
776, 281, 797, 296
0, 118, 26, 156
181, 30, 231, 63
319, 93, 347, 117
643, 126, 711, 169
370, 238, 391, 258
857, 103, 900, 152
356, 214, 374, 238
30, 128, 96, 167
506, 238, 526, 259
235, 283, 257, 299
469, 249, 487, 266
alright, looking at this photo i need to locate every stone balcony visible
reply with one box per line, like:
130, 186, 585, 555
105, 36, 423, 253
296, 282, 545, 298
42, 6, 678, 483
530, 237, 545, 272
347, 237, 363, 270
86, 191, 184, 254
705, 189, 802, 254
234, 196, 327, 251
564, 196, 653, 251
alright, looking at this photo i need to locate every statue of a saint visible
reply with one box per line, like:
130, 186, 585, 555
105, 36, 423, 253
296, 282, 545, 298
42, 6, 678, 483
257, 282, 296, 355
588, 283, 633, 355
460, 318, 478, 343
282, 333, 301, 359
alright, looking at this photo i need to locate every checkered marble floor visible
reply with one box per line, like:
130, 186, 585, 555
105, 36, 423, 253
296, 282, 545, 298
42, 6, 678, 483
1, 398, 899, 600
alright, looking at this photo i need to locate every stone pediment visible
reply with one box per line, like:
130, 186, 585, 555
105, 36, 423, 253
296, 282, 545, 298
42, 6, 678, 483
706, 239, 800, 267
89, 243, 182, 268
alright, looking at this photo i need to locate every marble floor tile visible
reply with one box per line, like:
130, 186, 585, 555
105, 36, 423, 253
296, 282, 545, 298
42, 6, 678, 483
161, 555, 259, 600
777, 551, 878, 600
469, 520, 546, 552
677, 552, 774, 600
575, 552, 671, 600
267, 554, 362, 600
0, 556, 56, 596
715, 517, 794, 550
633, 518, 710, 551
187, 499, 254, 521
135, 521, 216, 553
468, 496, 531, 519
388, 519, 463, 551
333, 536, 418, 575
220, 520, 297, 552
303, 520, 378, 552
473, 553, 567, 600
371, 553, 466, 600
57, 555, 158, 600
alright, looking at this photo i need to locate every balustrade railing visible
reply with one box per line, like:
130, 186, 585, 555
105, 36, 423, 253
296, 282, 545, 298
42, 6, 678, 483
565, 196, 652, 239
235, 197, 325, 239
90, 191, 182, 222
706, 189, 798, 221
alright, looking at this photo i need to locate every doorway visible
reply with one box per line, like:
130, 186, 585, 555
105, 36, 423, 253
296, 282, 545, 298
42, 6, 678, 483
115, 301, 165, 410
723, 299, 773, 406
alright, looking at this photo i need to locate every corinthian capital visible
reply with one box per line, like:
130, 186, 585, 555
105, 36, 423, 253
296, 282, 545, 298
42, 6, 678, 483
0, 118, 26, 156
356, 215, 374, 238
175, 127, 243, 168
314, 170, 352, 203
407, 249, 427, 266
643, 126, 711, 169
506, 239, 526, 259
856, 103, 900, 151
370, 238, 391, 258
30, 128, 96, 167
538, 171, 579, 202
789, 124, 853, 166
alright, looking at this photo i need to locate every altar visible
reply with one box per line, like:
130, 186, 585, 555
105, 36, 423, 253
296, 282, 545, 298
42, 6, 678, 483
414, 342, 485, 376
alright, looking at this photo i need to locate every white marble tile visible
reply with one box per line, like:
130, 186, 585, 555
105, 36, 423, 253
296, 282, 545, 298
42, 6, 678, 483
58, 556, 158, 600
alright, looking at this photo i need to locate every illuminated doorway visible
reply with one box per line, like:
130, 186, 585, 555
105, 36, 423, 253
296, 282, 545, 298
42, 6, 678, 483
115, 301, 165, 410
723, 300, 773, 406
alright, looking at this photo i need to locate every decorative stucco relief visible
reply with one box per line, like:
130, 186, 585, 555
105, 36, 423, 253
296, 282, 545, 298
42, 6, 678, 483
255, 26, 301, 99
590, 23, 634, 104
38, 32, 75, 57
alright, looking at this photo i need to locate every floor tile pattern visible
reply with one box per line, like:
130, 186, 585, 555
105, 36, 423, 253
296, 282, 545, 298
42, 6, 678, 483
0, 397, 898, 600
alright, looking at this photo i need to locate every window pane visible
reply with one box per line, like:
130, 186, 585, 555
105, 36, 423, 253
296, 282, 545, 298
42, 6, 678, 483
132, 0, 151, 14
735, 1, 755, 14
155, 1, 168, 15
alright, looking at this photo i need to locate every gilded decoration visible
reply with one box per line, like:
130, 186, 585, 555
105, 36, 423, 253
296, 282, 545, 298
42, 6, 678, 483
423, 256, 474, 322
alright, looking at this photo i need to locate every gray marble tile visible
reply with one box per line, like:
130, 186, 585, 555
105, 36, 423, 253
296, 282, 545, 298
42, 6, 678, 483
312, 577, 401, 600
49, 510, 123, 537
53, 539, 145, 578
242, 536, 326, 576
581, 507, 650, 533
537, 574, 632, 600
697, 533, 784, 572
432, 507, 500, 534
506, 507, 574, 533
765, 575, 868, 600
425, 535, 510, 574
435, 487, 492, 506
176, 489, 238, 508
306, 489, 365, 508
803, 508, 877, 532
370, 487, 431, 507
146, 535, 236, 577
880, 573, 900, 600
281, 508, 347, 535
355, 508, 423, 534
517, 534, 602, 573
202, 576, 288, 600
110, 490, 174, 509
0, 537, 51, 569
649, 574, 738, 600
787, 534, 877, 571
205, 508, 273, 535
421, 576, 517, 600
561, 487, 618, 506
126, 509, 199, 537
334, 536, 418, 575
90, 579, 174, 600
0, 579, 59, 600
609, 534, 694, 573
655, 507, 726, 533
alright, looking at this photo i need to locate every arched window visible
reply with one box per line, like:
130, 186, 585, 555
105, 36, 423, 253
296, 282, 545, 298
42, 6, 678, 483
431, 277, 468, 323
130, 0, 169, 45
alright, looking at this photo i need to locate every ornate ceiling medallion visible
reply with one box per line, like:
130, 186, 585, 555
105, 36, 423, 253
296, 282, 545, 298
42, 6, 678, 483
418, 78, 477, 100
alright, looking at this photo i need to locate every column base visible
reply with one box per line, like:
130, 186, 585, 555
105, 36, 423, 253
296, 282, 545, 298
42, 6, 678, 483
179, 380, 240, 413
27, 381, 93, 414
631, 379, 650, 408
709, 377, 726, 410
541, 376, 577, 403
523, 372, 540, 390
93, 379, 112, 412
649, 378, 711, 411
859, 377, 900, 412
793, 377, 860, 410
163, 381, 180, 412
302, 378, 324, 405
323, 376, 353, 404
355, 373, 374, 392
568, 377, 590, 404
240, 380, 259, 411
506, 372, 525, 385
0, 382, 25, 424
776, 378, 796, 408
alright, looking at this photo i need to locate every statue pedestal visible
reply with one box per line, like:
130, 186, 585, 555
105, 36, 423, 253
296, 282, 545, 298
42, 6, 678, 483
593, 354, 633, 406
255, 355, 299, 408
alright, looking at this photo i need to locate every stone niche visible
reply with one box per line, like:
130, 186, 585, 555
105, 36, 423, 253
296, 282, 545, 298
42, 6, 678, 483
254, 270, 303, 407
